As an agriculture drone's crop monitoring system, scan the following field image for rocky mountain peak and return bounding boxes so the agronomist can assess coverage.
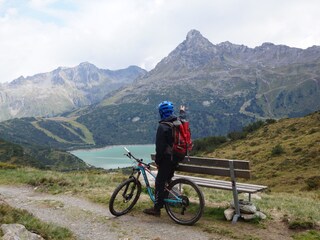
[183,29,214,49]
[218,41,233,47]
[9,76,26,86]
[261,42,275,48]
[78,62,99,71]
[154,29,217,70]
[186,29,203,41]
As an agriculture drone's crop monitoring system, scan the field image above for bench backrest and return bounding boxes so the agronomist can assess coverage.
[150,154,251,179]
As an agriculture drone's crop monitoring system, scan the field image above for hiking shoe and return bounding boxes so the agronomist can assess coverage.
[143,207,161,216]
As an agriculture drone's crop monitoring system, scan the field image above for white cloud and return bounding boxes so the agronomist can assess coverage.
[1,0,320,83]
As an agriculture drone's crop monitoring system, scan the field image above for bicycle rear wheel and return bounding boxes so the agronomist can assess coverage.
[109,177,141,216]
[165,178,204,225]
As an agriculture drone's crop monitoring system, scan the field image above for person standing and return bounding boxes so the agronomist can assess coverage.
[143,101,186,216]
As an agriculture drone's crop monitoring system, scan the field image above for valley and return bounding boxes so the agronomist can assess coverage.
[0,109,319,239]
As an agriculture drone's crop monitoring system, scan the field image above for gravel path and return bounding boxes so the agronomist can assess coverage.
[0,185,222,240]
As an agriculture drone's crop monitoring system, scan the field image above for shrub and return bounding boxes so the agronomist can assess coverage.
[0,162,18,169]
[192,136,227,154]
[227,120,266,141]
[289,218,315,230]
[243,120,265,133]
[305,176,320,190]
[271,144,285,156]
[266,119,277,124]
[290,126,297,132]
[293,147,302,153]
[308,128,317,134]
[227,131,247,141]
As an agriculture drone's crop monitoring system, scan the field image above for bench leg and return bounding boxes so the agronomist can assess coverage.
[229,161,241,224]
[231,186,241,224]
[232,213,240,224]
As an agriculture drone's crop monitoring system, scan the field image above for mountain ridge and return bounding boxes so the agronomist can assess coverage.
[103,30,320,120]
[0,29,319,149]
[0,63,146,122]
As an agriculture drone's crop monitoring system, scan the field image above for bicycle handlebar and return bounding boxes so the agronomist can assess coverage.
[123,147,151,168]
[124,147,130,154]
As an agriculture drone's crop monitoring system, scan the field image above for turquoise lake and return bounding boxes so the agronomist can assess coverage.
[71,145,155,169]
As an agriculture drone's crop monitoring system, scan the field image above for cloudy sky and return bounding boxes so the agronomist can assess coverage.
[0,0,319,83]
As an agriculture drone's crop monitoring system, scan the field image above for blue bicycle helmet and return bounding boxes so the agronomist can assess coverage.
[158,101,174,120]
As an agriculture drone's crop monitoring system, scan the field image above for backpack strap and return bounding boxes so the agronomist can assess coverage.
[161,121,174,128]
[160,121,181,161]
[161,119,181,127]
[172,119,182,127]
[161,120,182,142]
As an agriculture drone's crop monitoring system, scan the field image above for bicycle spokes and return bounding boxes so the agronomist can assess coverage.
[109,178,142,216]
[165,178,204,225]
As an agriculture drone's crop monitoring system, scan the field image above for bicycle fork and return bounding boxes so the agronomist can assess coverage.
[122,176,140,202]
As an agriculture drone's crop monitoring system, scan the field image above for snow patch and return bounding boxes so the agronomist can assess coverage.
[202,100,211,107]
[9,107,20,116]
[132,117,140,122]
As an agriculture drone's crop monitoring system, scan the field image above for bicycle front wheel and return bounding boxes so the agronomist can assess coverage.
[109,177,142,216]
[165,178,204,225]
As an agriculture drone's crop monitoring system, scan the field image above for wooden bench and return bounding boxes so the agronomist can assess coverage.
[151,154,268,223]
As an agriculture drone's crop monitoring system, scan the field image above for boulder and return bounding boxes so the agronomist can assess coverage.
[224,208,235,221]
[1,224,44,240]
[227,200,267,221]
[241,213,257,221]
[241,211,267,221]
[255,211,267,220]
[231,200,257,214]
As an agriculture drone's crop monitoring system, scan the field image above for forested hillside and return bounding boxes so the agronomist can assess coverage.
[0,138,89,171]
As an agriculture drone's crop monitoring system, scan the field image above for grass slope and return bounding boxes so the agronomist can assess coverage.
[31,117,95,146]
[206,111,320,192]
[0,166,319,239]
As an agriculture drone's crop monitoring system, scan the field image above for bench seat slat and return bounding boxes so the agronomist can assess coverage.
[173,174,267,193]
[177,165,251,179]
[193,183,260,193]
[175,174,268,189]
[151,154,250,170]
[180,156,250,170]
[189,180,265,191]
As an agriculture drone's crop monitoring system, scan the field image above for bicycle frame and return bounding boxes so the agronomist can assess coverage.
[129,156,183,206]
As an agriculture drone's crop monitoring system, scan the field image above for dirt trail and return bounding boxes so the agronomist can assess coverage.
[0,185,222,240]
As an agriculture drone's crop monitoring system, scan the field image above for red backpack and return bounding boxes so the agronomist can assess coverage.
[162,118,193,160]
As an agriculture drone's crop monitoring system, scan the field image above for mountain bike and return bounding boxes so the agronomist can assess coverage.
[109,147,205,225]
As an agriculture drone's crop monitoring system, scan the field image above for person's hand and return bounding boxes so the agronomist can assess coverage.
[180,105,186,112]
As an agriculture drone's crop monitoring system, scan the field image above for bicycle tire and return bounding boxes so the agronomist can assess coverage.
[109,177,141,216]
[165,178,204,225]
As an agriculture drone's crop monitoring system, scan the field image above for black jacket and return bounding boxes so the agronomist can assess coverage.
[155,110,186,165]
